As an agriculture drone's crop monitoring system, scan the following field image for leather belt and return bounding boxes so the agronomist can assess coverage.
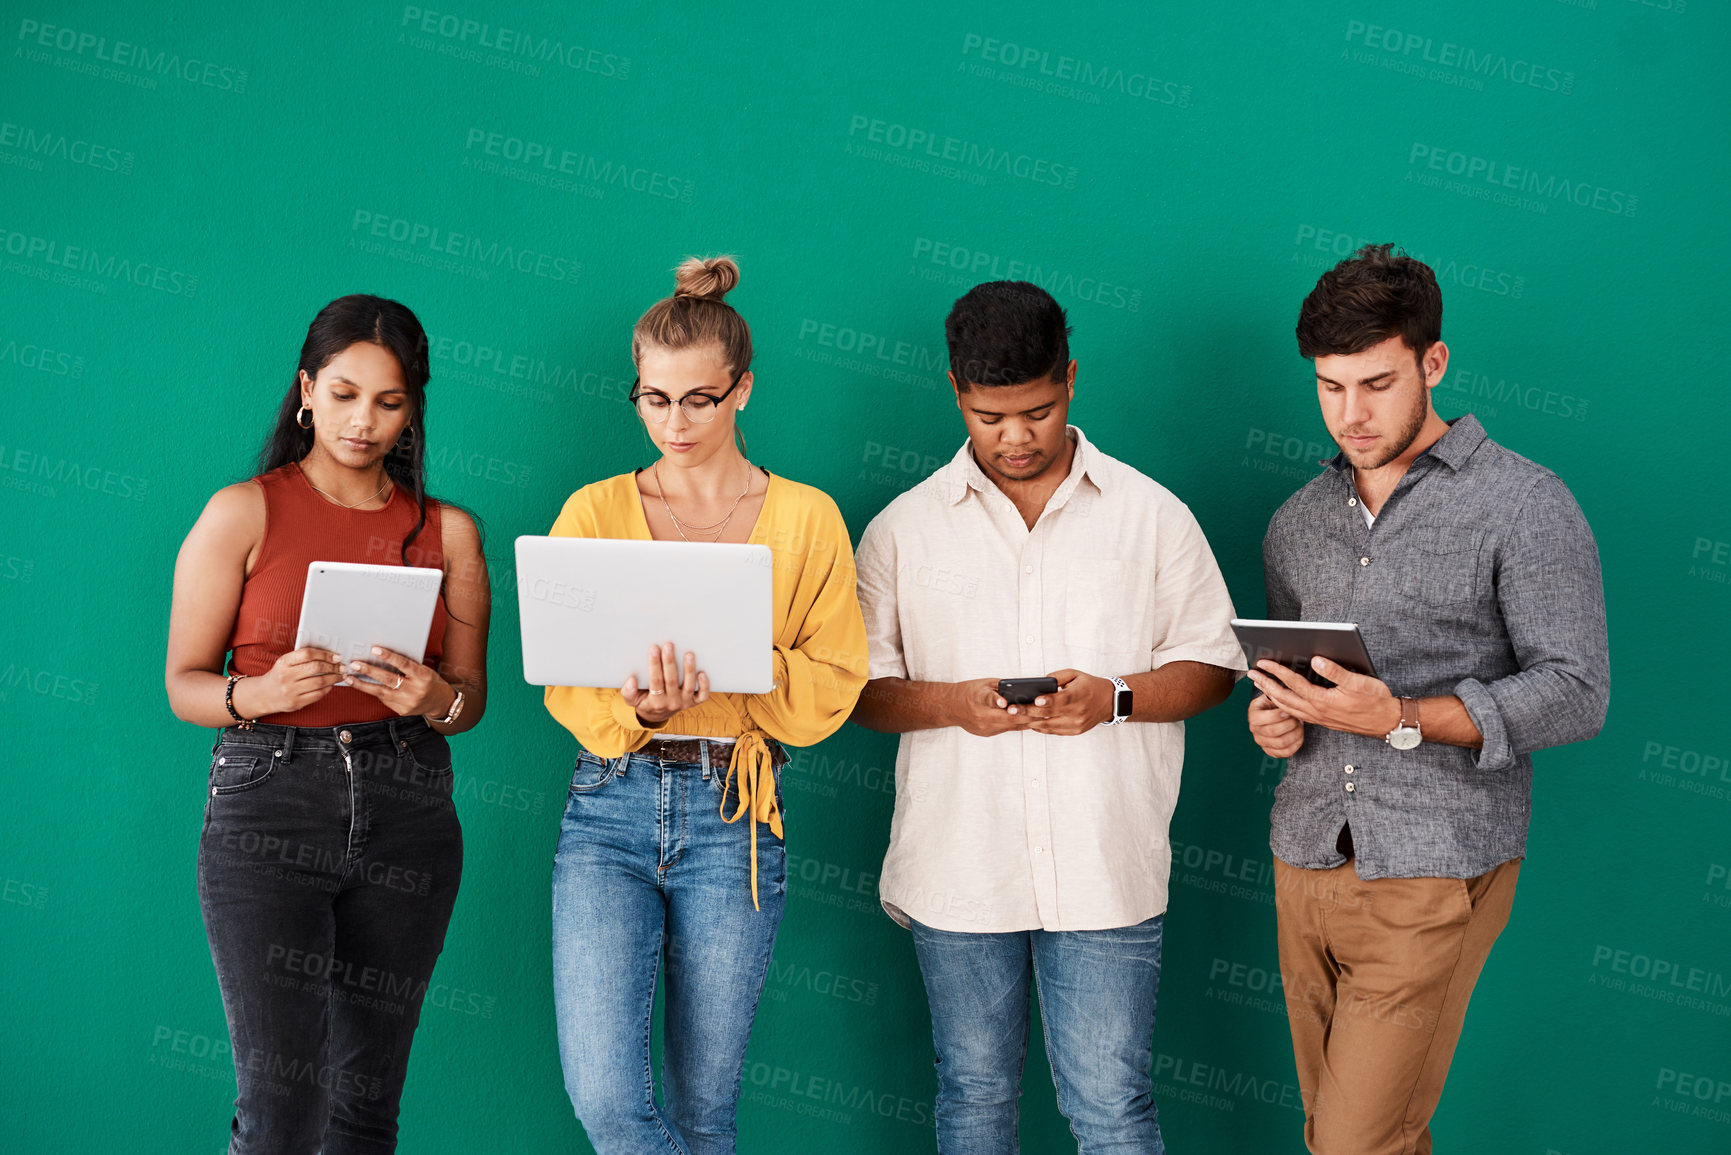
[640,737,734,765]
[639,736,786,767]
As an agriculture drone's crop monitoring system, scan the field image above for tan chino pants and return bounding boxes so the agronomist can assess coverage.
[1273,855,1521,1155]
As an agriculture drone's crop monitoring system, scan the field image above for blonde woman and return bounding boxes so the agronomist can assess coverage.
[543,257,867,1155]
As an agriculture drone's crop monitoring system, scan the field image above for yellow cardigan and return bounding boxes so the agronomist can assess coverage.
[543,470,868,905]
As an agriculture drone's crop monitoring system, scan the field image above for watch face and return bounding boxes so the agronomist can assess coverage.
[1388,726,1421,750]
[1115,689,1133,718]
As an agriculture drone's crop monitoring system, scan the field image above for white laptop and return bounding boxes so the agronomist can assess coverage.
[515,536,775,693]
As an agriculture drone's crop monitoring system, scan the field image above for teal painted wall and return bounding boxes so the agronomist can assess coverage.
[2,2,1727,1151]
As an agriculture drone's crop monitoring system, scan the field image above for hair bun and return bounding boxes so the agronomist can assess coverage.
[672,255,740,302]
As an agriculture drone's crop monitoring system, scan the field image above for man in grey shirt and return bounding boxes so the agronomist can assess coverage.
[1246,244,1609,1155]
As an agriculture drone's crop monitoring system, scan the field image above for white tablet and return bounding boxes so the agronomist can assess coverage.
[293,561,445,685]
[1230,618,1379,684]
[515,536,774,693]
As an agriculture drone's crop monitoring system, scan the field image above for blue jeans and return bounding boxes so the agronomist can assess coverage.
[909,915,1167,1155]
[551,741,787,1155]
[196,717,463,1155]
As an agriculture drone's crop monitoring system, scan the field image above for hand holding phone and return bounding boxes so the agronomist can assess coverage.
[997,677,1060,705]
[944,678,1037,738]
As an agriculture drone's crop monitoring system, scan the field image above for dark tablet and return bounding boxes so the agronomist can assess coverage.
[1230,618,1378,686]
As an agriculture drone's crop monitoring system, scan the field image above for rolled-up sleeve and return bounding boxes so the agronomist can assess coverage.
[1455,474,1610,771]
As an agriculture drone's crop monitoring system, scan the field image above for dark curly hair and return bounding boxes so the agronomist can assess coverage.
[944,281,1072,390]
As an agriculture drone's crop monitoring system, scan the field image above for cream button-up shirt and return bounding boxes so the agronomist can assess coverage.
[857,427,1246,933]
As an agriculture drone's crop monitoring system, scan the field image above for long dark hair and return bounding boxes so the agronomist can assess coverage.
[258,294,437,567]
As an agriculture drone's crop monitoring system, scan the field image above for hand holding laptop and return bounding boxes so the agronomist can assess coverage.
[622,642,711,724]
[515,537,774,694]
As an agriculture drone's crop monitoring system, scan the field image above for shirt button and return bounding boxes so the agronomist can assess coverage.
[1359,557,1370,566]
[1025,635,1035,645]
[1024,565,1034,574]
[1347,497,1358,507]
[217,757,226,765]
[339,729,353,743]
[1031,779,1040,787]
[1345,782,1356,793]
[1034,846,1044,854]
[1344,764,1354,774]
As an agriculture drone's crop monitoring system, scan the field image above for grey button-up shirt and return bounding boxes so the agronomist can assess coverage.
[1262,414,1609,879]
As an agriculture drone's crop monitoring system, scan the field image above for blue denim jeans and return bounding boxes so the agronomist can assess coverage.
[551,740,787,1155]
[909,915,1167,1155]
[196,717,463,1155]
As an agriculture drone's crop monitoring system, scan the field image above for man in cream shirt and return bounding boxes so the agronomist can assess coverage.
[854,281,1245,1154]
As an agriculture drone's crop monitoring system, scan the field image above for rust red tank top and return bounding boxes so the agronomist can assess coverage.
[227,462,448,727]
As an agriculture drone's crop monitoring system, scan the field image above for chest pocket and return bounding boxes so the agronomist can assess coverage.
[1395,525,1482,610]
[1065,558,1152,657]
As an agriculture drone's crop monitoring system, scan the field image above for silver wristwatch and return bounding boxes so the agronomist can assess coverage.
[1385,697,1421,750]
[1103,677,1133,726]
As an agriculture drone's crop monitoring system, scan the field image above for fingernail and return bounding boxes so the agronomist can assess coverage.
[372,646,382,655]
[351,661,363,671]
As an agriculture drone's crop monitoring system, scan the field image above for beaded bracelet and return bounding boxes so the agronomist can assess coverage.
[225,673,255,730]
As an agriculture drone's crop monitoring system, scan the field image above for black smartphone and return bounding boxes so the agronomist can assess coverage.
[996,677,1059,705]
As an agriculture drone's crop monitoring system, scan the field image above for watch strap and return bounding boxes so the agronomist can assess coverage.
[429,688,465,726]
[1384,696,1422,748]
[1107,676,1132,725]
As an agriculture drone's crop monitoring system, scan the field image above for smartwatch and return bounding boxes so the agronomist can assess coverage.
[1103,677,1133,726]
[1385,697,1421,750]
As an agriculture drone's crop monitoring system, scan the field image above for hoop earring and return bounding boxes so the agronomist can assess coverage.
[395,425,416,451]
[296,405,313,429]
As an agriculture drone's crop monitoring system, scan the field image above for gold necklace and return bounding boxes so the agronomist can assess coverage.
[654,460,752,541]
[304,470,391,509]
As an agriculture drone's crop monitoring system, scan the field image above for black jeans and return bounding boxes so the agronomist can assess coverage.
[196,716,463,1155]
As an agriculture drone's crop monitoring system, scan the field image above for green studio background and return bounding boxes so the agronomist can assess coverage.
[2,1,1728,1151]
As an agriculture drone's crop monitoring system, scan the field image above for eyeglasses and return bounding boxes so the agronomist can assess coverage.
[628,371,744,424]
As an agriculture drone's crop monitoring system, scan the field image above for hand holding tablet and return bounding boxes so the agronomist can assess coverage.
[1237,619,1411,752]
[1229,619,1378,685]
[293,561,444,687]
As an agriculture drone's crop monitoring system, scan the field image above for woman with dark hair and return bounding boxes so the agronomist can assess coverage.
[165,294,489,1155]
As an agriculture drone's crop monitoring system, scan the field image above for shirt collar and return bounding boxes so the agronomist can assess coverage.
[1324,413,1488,475]
[944,424,1106,505]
